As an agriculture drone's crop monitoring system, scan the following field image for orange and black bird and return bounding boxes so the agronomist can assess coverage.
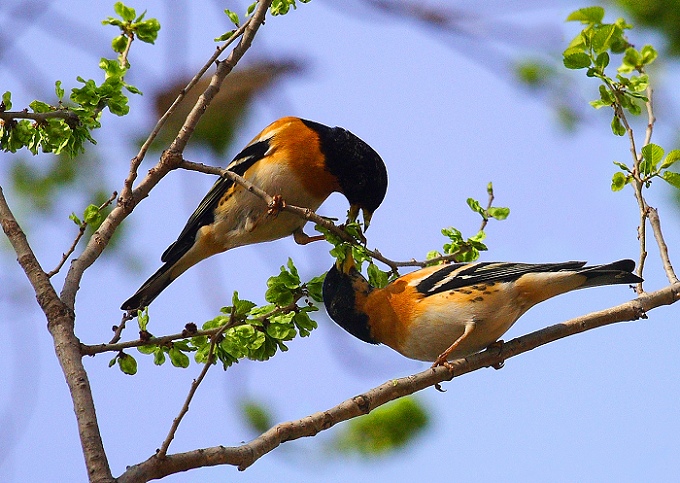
[121,117,388,311]
[323,257,642,365]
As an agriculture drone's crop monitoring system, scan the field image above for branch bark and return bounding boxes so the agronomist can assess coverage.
[0,187,114,483]
[117,283,679,482]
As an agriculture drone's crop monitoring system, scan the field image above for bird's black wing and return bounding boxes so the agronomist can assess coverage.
[415,261,587,296]
[160,138,271,266]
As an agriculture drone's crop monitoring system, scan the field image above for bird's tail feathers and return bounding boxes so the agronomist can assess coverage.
[578,259,643,289]
[120,263,175,311]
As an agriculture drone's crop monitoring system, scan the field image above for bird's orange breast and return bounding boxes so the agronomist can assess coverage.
[363,279,419,353]
[266,117,341,200]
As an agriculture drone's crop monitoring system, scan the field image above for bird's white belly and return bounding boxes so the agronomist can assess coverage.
[400,291,526,362]
[213,163,326,249]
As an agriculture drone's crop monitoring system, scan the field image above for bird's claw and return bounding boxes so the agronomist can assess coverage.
[267,194,286,215]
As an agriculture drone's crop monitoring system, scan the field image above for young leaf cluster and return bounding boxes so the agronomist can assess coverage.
[427,185,509,263]
[612,144,680,191]
[216,0,312,41]
[563,6,657,136]
[0,2,159,157]
[103,2,160,62]
[316,221,393,288]
[117,259,324,373]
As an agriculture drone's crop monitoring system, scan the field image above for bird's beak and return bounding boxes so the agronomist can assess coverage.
[362,208,373,231]
[340,250,357,274]
[347,204,360,224]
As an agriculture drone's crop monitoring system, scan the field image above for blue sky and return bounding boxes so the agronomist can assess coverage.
[1,1,679,481]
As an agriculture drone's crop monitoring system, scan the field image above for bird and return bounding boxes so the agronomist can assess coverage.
[121,116,388,311]
[322,256,642,365]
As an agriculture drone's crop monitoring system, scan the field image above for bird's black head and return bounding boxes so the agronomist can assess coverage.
[322,261,378,345]
[301,119,388,228]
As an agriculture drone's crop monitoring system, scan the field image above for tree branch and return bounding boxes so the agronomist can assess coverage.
[179,159,466,273]
[117,283,679,482]
[0,186,114,483]
[157,321,231,458]
[0,109,80,123]
[60,0,274,311]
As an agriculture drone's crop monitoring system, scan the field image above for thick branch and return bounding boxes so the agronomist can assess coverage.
[117,283,679,482]
[0,187,113,483]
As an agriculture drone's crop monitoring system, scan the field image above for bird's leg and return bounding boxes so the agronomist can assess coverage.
[432,323,475,369]
[486,340,505,370]
[293,227,325,245]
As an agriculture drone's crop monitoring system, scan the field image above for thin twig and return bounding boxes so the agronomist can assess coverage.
[643,86,656,147]
[179,159,461,272]
[120,19,252,206]
[48,223,87,278]
[647,207,679,283]
[157,321,232,458]
[117,282,680,482]
[84,299,305,356]
[0,109,80,123]
[47,192,118,278]
[614,103,648,291]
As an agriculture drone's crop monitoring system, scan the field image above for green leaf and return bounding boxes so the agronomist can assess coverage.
[487,206,510,220]
[137,344,156,355]
[69,212,82,225]
[134,18,160,44]
[622,47,642,69]
[111,35,128,53]
[1,91,12,110]
[168,346,190,368]
[367,263,389,289]
[232,291,257,317]
[214,31,235,42]
[117,352,138,375]
[640,44,658,65]
[83,204,103,225]
[305,274,325,303]
[136,307,150,332]
[662,171,680,190]
[224,9,240,25]
[566,6,605,24]
[241,400,273,433]
[613,161,630,172]
[247,2,257,16]
[54,81,65,100]
[640,143,664,175]
[611,115,625,136]
[334,396,429,456]
[611,171,628,191]
[425,250,442,261]
[153,348,166,366]
[266,322,297,341]
[29,100,53,113]
[293,310,317,337]
[594,52,610,70]
[563,52,592,70]
[628,74,649,93]
[660,150,680,170]
[592,24,618,54]
[114,1,136,22]
[466,198,484,216]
